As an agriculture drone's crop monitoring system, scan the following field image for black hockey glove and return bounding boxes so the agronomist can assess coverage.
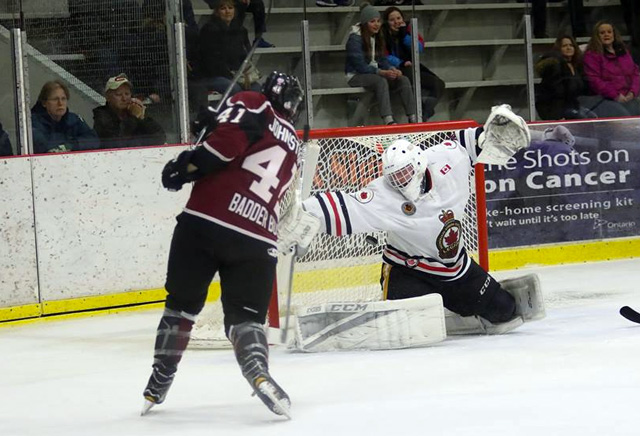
[161,149,201,191]
[191,105,218,142]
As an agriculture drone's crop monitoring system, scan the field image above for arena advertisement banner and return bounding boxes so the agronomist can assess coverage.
[484,118,640,249]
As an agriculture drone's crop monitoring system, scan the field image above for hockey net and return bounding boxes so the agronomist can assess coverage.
[189,121,488,348]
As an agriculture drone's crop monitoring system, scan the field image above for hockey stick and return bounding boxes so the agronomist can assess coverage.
[620,306,640,324]
[280,124,317,344]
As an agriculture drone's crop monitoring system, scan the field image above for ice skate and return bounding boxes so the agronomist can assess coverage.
[229,321,292,419]
[140,365,175,416]
[252,373,291,419]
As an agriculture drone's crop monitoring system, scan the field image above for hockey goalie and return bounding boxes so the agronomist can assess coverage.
[279,105,560,352]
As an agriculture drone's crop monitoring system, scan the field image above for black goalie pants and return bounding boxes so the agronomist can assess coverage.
[381,258,516,324]
[164,213,277,333]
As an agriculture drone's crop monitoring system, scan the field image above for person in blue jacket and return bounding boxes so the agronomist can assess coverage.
[382,6,445,120]
[345,2,416,125]
[31,81,99,154]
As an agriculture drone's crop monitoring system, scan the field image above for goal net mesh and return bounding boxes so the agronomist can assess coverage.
[190,122,484,348]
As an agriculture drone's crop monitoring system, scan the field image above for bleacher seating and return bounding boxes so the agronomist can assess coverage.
[0,0,628,131]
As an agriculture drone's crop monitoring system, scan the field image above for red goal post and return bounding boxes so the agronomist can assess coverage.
[268,120,489,329]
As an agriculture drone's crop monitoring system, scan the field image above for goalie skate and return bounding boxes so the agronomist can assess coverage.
[501,273,545,321]
[253,375,292,419]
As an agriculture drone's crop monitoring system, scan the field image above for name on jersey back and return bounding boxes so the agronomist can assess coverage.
[228,193,277,235]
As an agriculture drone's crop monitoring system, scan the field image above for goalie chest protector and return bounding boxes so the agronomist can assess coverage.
[305,138,475,280]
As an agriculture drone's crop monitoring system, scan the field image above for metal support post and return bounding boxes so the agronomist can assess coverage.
[11,28,32,155]
[523,13,536,121]
[301,20,313,129]
[175,22,190,143]
[410,18,422,122]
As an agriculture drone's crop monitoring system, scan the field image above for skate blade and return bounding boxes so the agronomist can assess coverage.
[258,382,292,420]
[141,398,156,416]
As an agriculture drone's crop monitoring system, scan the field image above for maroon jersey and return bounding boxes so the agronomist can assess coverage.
[184,91,300,246]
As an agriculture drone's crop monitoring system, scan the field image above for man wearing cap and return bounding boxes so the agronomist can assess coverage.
[93,74,166,149]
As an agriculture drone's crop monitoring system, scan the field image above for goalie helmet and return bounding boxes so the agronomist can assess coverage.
[262,71,304,123]
[382,139,428,203]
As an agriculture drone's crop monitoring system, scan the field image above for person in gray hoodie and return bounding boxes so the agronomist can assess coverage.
[345,2,416,125]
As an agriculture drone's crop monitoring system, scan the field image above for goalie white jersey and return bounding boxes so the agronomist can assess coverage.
[303,128,482,281]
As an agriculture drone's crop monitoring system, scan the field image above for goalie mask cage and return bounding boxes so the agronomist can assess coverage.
[190,121,489,348]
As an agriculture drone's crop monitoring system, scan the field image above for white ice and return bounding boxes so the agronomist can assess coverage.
[2,258,640,436]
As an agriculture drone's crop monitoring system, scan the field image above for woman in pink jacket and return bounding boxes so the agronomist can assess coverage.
[583,20,640,116]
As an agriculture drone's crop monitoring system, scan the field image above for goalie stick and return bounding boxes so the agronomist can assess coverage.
[619,306,640,324]
[279,124,316,344]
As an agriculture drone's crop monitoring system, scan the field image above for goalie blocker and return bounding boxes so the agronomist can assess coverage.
[291,274,544,351]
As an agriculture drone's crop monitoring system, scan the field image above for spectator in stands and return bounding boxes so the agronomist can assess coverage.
[0,121,12,157]
[198,0,261,106]
[382,6,445,121]
[204,0,273,47]
[31,81,99,154]
[583,21,640,116]
[346,3,417,125]
[535,35,597,120]
[140,0,201,101]
[93,74,166,149]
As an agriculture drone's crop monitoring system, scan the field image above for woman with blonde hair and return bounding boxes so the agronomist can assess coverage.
[583,20,640,116]
[31,80,99,154]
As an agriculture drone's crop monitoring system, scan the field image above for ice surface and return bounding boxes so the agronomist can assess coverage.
[1,259,639,436]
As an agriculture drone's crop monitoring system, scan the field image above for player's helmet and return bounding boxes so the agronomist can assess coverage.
[262,72,304,123]
[382,139,428,202]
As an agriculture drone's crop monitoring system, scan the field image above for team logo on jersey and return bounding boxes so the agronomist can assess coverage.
[267,248,279,258]
[436,209,461,259]
[405,258,419,268]
[402,202,416,215]
[351,189,374,204]
[440,164,452,175]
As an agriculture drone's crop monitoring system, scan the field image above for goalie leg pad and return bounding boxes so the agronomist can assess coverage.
[500,274,546,321]
[292,293,446,352]
[445,309,524,335]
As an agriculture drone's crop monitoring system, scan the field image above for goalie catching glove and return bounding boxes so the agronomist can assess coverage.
[477,104,531,165]
[277,203,321,257]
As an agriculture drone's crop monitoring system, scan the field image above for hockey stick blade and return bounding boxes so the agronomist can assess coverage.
[620,306,640,324]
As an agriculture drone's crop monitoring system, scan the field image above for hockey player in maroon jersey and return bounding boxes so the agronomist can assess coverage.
[141,72,303,418]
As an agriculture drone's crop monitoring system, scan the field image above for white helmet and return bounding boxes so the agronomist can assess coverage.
[382,139,428,202]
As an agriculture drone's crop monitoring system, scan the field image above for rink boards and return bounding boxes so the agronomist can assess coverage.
[2,119,640,323]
